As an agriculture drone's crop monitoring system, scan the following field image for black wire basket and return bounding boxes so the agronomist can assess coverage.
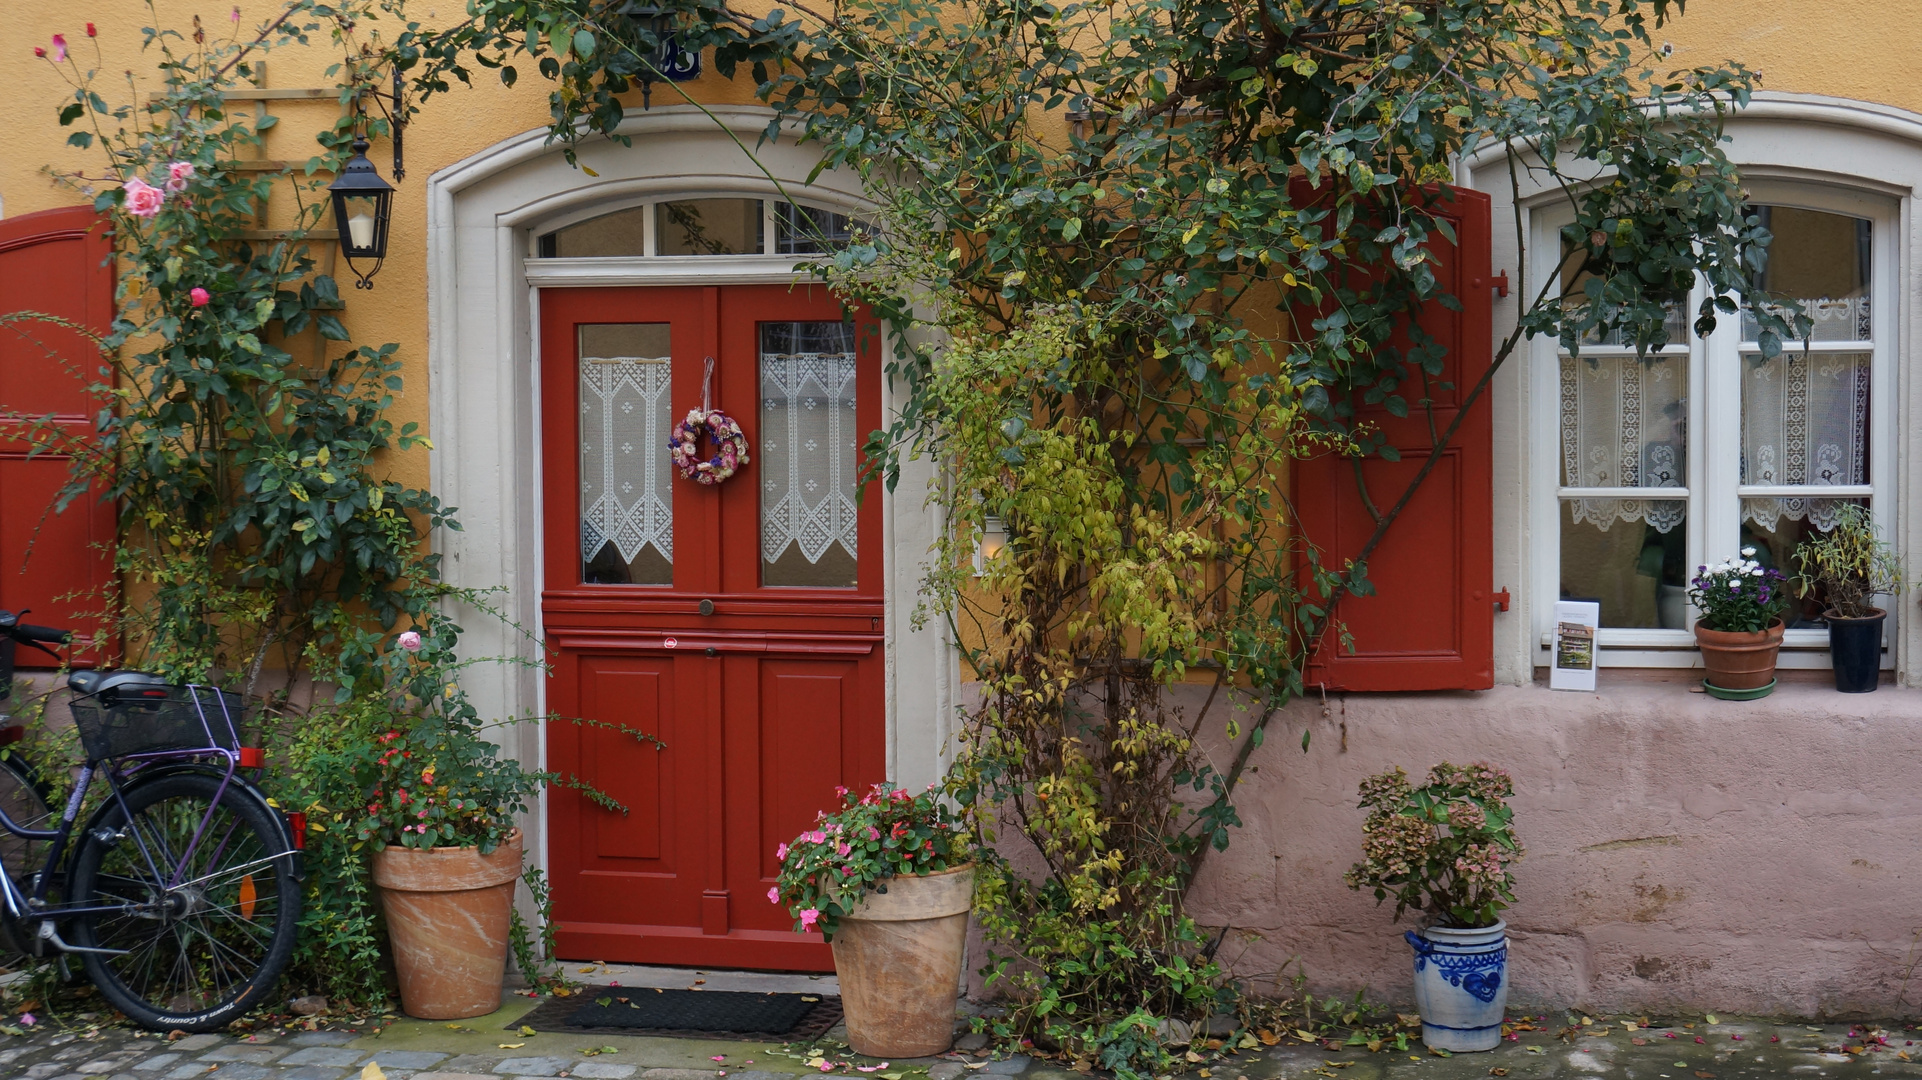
[68,685,245,761]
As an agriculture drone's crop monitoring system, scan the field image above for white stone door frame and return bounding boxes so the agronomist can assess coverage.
[425,105,957,888]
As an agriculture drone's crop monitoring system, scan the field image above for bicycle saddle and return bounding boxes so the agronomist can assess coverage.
[67,670,170,698]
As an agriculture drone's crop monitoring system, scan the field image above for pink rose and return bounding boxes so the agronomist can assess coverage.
[123,177,165,218]
[398,630,422,652]
[50,35,66,63]
[189,287,210,307]
[798,908,820,930]
[165,161,196,193]
[767,886,780,904]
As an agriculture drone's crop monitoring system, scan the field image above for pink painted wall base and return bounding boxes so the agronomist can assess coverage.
[1171,671,1922,1018]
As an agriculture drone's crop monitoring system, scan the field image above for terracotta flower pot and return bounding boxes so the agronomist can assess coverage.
[831,863,975,1058]
[373,828,522,1019]
[1694,620,1784,691]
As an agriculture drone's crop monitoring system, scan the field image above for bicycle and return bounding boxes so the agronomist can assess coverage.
[0,609,303,1031]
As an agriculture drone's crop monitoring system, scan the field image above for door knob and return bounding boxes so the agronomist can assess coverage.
[698,599,715,616]
[705,647,717,657]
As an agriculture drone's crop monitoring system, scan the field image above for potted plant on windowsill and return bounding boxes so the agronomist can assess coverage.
[772,784,976,1058]
[1793,504,1904,693]
[329,625,548,1019]
[1346,762,1523,1053]
[1688,550,1791,699]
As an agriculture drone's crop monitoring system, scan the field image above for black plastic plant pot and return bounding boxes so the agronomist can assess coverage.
[1826,608,1886,693]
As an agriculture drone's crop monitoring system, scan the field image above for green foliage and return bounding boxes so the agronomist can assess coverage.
[394,0,1806,1062]
[771,783,973,940]
[1792,504,1905,620]
[303,621,548,854]
[1345,763,1522,930]
[13,3,541,1008]
[23,1,437,692]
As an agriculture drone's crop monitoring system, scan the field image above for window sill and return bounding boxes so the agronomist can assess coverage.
[1527,664,1906,696]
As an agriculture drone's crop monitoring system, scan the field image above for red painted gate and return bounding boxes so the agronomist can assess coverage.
[540,284,884,970]
[0,206,116,664]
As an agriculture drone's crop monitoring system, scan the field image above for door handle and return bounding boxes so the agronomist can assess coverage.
[698,599,715,616]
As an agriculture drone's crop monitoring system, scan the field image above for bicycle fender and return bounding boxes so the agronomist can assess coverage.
[85,765,306,882]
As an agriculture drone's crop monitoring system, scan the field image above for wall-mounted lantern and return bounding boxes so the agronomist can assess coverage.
[328,135,394,290]
[974,516,1009,576]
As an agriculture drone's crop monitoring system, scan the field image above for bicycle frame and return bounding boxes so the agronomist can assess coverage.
[0,687,267,939]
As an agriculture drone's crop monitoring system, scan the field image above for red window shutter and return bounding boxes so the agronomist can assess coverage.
[1294,187,1495,691]
[0,206,117,666]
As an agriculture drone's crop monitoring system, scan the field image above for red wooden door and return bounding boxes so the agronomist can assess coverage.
[540,284,884,970]
[1294,188,1495,690]
[0,206,116,664]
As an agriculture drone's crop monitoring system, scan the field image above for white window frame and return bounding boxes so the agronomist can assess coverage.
[1528,179,1899,669]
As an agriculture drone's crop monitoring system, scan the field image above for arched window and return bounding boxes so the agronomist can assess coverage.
[535,197,861,258]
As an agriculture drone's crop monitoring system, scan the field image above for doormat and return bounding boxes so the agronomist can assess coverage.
[514,988,843,1040]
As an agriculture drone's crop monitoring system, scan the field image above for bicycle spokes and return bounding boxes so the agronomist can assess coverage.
[84,790,285,1015]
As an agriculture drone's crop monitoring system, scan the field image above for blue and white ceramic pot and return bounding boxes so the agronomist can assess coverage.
[1405,921,1508,1052]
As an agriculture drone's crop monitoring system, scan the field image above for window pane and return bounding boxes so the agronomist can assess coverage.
[656,199,764,255]
[776,202,855,255]
[1560,246,1689,346]
[1559,353,1687,489]
[1743,206,1871,342]
[1742,498,1868,628]
[761,321,859,588]
[1561,503,1689,629]
[541,206,648,258]
[580,324,674,585]
[1740,351,1869,488]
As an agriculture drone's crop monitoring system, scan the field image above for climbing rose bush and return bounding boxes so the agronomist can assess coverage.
[771,784,973,940]
[1346,762,1523,929]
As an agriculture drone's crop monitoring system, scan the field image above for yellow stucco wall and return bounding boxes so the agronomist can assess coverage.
[2,0,1919,500]
[0,2,764,498]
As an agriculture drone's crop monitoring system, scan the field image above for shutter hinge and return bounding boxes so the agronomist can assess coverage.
[1491,271,1510,298]
[1493,588,1511,612]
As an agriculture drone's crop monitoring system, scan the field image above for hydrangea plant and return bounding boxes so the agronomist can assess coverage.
[1689,548,1792,633]
[1345,762,1523,930]
[770,783,974,940]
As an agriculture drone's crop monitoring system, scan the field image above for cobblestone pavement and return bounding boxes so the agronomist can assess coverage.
[0,998,1915,1080]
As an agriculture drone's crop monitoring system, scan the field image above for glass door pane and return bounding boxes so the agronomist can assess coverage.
[579,323,674,585]
[759,321,859,587]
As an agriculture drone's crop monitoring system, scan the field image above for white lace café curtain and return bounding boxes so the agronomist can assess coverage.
[1559,353,1687,533]
[1740,349,1870,532]
[579,355,674,566]
[760,323,859,565]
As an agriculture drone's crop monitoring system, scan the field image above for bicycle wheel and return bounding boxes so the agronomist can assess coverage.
[69,772,300,1031]
[0,753,54,962]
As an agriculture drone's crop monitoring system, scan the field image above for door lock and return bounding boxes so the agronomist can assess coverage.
[698,599,715,616]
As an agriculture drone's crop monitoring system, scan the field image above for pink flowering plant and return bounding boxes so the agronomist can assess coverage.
[1345,762,1523,929]
[770,783,974,939]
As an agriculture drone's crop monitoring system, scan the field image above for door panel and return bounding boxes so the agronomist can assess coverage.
[0,206,117,664]
[541,283,884,971]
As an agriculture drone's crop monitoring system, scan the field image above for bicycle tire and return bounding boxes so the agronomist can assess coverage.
[0,752,54,962]
[70,772,299,1031]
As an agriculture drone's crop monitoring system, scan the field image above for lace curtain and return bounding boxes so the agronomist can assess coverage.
[1741,350,1870,532]
[1559,353,1687,533]
[760,323,859,564]
[1744,296,1871,343]
[579,356,674,565]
